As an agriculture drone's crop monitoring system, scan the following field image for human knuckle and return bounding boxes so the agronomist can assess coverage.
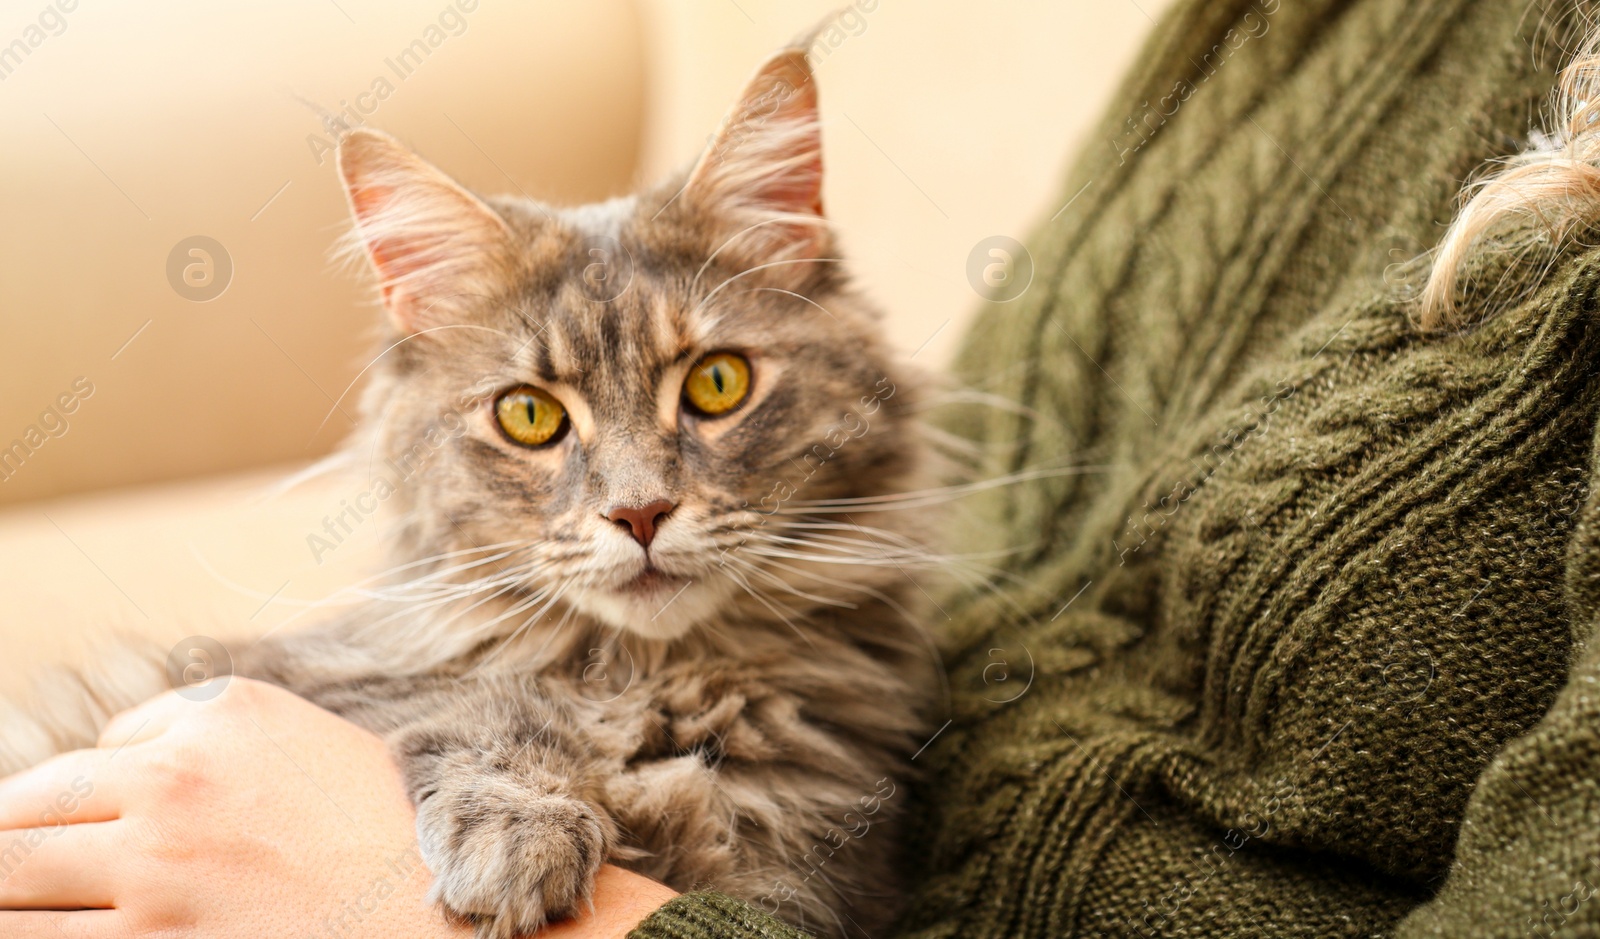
[135,745,214,801]
[123,897,196,937]
[126,813,202,867]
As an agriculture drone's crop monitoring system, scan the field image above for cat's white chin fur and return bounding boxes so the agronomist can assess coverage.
[572,576,737,641]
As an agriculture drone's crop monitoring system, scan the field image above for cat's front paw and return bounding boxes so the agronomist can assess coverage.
[416,778,611,939]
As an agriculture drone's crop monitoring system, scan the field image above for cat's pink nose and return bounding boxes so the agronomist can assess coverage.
[607,499,675,549]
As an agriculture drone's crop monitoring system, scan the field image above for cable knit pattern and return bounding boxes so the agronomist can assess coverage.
[631,1,1600,937]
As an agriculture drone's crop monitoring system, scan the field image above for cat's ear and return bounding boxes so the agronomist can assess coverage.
[337,129,515,334]
[684,42,825,253]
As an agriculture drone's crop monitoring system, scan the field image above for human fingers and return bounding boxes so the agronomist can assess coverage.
[0,821,122,911]
[0,750,119,831]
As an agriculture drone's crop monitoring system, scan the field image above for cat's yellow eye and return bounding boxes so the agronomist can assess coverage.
[683,352,752,416]
[495,387,568,447]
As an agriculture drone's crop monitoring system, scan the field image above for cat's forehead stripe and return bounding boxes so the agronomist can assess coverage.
[541,311,580,382]
[517,268,695,385]
[649,293,689,360]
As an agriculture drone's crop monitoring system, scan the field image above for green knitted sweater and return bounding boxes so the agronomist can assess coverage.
[633,0,1600,936]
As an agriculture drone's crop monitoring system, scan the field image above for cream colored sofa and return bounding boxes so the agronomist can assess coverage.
[0,0,1168,686]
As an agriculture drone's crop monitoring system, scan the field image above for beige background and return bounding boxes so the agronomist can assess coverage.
[0,0,646,505]
[0,1,1171,683]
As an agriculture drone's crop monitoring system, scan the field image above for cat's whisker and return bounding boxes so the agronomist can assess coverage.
[745,543,1008,580]
[786,560,954,714]
[691,257,844,320]
[716,555,814,646]
[465,583,573,677]
[338,539,535,590]
[749,286,840,321]
[743,544,935,570]
[278,566,528,646]
[251,450,354,503]
[372,546,544,588]
[351,569,527,604]
[795,509,1049,638]
[358,565,530,596]
[549,601,581,645]
[912,387,1043,420]
[756,526,1003,562]
[724,554,859,610]
[920,424,987,462]
[350,559,525,600]
[750,560,913,621]
[754,529,900,553]
[775,519,930,554]
[771,553,972,591]
[348,582,521,640]
[720,521,966,713]
[424,576,541,638]
[431,589,557,670]
[719,563,814,623]
[774,514,924,536]
[724,524,964,579]
[688,214,831,297]
[773,465,1115,514]
[312,312,512,438]
[345,558,551,638]
[476,583,561,641]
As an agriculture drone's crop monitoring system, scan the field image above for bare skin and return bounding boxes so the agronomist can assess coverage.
[0,678,677,938]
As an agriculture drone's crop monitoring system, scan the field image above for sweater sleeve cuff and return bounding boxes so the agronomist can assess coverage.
[628,892,815,939]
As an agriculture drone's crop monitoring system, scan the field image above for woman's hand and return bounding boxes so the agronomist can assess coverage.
[0,677,676,938]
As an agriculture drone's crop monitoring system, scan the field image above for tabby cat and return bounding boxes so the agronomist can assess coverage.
[2,39,939,939]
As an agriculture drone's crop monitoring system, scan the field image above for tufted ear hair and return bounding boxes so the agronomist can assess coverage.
[684,40,826,257]
[337,129,516,334]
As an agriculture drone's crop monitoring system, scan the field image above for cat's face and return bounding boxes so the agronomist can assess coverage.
[340,48,924,640]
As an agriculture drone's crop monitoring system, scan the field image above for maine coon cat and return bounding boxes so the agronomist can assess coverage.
[0,39,940,939]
